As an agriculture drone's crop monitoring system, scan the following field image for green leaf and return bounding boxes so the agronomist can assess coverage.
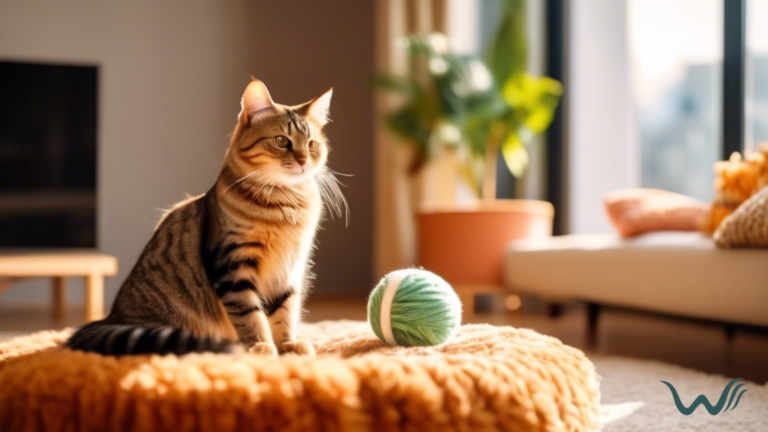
[487,0,527,87]
[501,74,562,134]
[385,109,429,153]
[524,108,555,134]
[501,74,530,108]
[501,132,528,178]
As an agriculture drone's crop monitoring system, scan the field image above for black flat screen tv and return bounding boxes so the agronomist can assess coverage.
[0,60,98,248]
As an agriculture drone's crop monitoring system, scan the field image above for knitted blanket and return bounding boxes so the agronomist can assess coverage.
[0,320,599,432]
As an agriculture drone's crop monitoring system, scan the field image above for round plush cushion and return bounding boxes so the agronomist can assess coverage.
[715,185,768,248]
[0,321,599,432]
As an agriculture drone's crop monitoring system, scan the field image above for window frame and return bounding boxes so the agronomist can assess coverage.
[723,0,746,158]
[545,0,568,235]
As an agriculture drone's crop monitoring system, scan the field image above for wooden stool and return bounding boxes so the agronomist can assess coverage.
[0,254,118,322]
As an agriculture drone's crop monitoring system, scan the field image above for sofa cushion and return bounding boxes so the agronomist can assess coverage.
[504,232,768,326]
[604,188,708,237]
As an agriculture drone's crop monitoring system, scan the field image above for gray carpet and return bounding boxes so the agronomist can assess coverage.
[595,355,768,431]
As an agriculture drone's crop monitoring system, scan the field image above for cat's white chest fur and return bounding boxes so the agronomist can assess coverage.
[247,183,322,300]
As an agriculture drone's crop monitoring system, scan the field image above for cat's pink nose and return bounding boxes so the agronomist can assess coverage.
[296,156,307,166]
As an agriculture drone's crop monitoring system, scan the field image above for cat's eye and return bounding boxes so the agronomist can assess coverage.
[273,136,290,149]
[308,140,319,151]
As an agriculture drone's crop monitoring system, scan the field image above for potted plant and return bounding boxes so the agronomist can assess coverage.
[375,0,562,299]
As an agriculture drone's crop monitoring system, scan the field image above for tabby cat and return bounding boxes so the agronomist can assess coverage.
[66,79,345,356]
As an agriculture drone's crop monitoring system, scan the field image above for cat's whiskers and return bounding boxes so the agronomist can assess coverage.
[223,166,276,195]
[315,167,349,226]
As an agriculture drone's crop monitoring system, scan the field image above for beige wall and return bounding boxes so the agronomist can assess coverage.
[0,0,374,308]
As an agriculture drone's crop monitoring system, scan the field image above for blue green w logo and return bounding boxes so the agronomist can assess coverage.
[661,378,748,415]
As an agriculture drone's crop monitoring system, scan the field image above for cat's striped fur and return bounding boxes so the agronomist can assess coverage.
[66,79,344,356]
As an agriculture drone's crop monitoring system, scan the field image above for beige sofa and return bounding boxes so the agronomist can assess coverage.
[503,232,768,330]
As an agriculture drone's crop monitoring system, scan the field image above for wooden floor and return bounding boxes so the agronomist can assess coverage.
[2,296,767,383]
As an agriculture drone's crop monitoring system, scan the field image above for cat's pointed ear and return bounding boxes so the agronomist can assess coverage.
[299,88,333,126]
[240,79,276,123]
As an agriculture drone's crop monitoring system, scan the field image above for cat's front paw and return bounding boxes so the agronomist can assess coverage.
[280,340,315,356]
[248,342,278,357]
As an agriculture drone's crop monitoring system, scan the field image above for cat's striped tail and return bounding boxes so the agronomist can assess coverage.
[65,320,242,356]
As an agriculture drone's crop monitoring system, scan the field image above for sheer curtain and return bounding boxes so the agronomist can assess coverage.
[373,0,449,277]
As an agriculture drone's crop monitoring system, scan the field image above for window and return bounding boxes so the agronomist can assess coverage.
[565,0,764,233]
[629,0,723,202]
[746,0,768,152]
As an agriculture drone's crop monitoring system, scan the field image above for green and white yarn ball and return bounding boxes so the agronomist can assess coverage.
[367,269,462,346]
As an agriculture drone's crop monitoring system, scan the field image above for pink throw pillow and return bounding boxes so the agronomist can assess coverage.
[604,189,709,237]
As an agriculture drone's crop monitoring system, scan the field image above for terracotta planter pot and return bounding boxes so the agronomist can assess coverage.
[417,200,554,285]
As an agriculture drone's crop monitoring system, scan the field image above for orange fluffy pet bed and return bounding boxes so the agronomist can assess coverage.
[0,321,599,432]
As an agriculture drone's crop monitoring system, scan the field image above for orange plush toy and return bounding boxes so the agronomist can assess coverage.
[702,144,768,235]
